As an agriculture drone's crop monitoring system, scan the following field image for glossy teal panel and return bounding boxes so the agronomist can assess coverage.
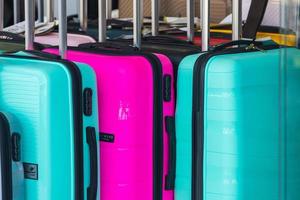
[175,54,202,200]
[76,62,100,200]
[203,49,281,200]
[0,56,75,200]
[280,48,300,200]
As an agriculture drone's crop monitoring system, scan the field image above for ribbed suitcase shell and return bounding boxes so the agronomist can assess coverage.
[0,53,99,200]
[175,47,300,200]
[0,113,24,200]
[35,32,96,47]
[45,48,175,200]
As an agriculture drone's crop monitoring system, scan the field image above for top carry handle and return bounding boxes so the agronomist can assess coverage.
[201,0,242,50]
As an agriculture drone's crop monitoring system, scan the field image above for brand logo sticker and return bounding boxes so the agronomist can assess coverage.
[23,163,38,180]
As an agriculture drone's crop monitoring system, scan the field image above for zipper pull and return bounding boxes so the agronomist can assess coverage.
[245,43,266,52]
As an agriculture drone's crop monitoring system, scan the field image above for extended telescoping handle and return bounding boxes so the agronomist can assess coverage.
[37,0,44,23]
[99,0,107,42]
[59,0,68,58]
[46,0,54,22]
[232,0,242,40]
[151,0,195,41]
[25,0,35,50]
[14,0,21,24]
[0,0,4,31]
[133,0,143,49]
[201,0,242,50]
[151,0,159,36]
[187,0,195,42]
[80,0,88,31]
[201,0,210,51]
[106,0,112,19]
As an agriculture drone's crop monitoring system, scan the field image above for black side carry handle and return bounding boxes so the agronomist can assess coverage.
[211,40,263,52]
[86,127,98,200]
[165,117,176,190]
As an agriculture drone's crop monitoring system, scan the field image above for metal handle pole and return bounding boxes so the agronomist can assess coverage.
[133,0,143,49]
[46,0,54,22]
[0,0,4,30]
[37,0,44,22]
[106,0,112,19]
[25,0,35,50]
[14,0,21,23]
[80,0,88,31]
[297,0,300,48]
[59,0,67,58]
[187,0,195,42]
[99,0,107,42]
[201,0,210,51]
[151,0,159,36]
[232,0,242,40]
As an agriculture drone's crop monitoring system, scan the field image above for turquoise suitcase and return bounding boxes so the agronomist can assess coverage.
[0,112,24,200]
[175,41,300,200]
[0,51,100,200]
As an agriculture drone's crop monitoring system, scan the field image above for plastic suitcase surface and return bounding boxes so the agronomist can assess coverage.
[0,113,24,200]
[175,42,296,200]
[0,52,100,200]
[45,47,176,200]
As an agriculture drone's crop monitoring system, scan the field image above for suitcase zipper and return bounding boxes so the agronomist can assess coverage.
[191,45,279,200]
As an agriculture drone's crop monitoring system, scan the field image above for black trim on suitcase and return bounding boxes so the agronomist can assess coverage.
[0,54,85,200]
[191,43,280,200]
[0,113,13,200]
[86,127,98,200]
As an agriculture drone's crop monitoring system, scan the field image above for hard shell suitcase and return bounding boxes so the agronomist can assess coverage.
[45,0,175,199]
[175,40,285,200]
[175,0,285,199]
[0,1,100,198]
[45,47,175,200]
[0,52,100,200]
[0,112,24,200]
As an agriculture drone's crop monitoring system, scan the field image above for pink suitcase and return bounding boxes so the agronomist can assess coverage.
[35,32,96,47]
[45,0,175,199]
[44,46,175,200]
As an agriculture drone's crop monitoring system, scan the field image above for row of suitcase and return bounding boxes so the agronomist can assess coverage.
[1,0,300,200]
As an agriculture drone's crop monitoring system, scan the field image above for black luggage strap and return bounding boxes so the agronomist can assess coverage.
[242,0,269,40]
